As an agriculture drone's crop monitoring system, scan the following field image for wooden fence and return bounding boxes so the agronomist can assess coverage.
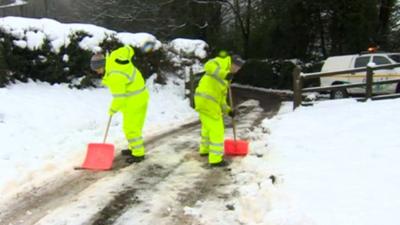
[185,69,204,108]
[293,63,400,109]
[0,0,27,16]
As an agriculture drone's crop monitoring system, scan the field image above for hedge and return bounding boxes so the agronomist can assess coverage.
[233,59,322,90]
[0,29,167,88]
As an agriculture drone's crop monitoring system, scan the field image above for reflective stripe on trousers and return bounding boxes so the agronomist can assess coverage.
[123,101,148,157]
[199,113,224,164]
[199,134,209,154]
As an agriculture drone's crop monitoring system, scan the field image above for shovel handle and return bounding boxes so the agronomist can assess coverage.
[103,115,112,143]
[228,85,237,141]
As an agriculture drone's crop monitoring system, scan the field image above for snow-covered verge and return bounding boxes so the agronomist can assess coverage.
[263,99,400,225]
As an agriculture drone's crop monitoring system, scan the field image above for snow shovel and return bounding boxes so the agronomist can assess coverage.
[78,115,115,170]
[224,86,249,156]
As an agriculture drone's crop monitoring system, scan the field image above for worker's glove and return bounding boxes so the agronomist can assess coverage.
[108,108,117,116]
[226,73,234,81]
[228,110,236,118]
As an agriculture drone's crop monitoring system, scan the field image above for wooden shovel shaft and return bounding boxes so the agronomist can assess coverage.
[103,115,112,143]
[228,85,237,141]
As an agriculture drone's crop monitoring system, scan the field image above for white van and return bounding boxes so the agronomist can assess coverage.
[320,52,400,99]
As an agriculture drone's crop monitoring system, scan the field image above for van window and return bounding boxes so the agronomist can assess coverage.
[389,54,400,63]
[373,56,391,65]
[354,56,370,68]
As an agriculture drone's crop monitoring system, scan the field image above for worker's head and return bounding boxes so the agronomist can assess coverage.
[225,54,245,81]
[90,53,105,75]
[112,45,135,64]
[213,49,231,73]
[231,54,245,73]
[217,50,229,58]
[142,41,155,53]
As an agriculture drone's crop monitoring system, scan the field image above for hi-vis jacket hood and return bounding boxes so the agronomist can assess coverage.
[106,45,135,69]
[204,55,231,80]
[102,45,149,114]
[194,55,232,119]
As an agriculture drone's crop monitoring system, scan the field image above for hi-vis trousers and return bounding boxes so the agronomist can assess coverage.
[199,113,224,164]
[123,102,148,157]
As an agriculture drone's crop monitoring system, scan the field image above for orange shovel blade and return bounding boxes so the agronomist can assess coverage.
[81,143,115,170]
[224,139,249,156]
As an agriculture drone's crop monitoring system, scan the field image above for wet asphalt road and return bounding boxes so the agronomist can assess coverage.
[231,86,285,119]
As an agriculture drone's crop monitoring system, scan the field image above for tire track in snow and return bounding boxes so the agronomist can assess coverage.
[1,89,282,225]
[150,88,282,225]
[30,135,202,225]
[0,121,200,225]
[156,101,269,225]
[109,100,271,225]
[88,144,201,225]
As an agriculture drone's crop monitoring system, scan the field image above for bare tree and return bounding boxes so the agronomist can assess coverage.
[66,0,195,38]
[193,0,261,58]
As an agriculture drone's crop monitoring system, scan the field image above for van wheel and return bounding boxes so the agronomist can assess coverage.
[330,89,348,99]
[396,82,400,93]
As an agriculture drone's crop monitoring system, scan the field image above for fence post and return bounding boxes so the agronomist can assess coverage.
[189,67,195,108]
[292,66,302,110]
[366,66,373,100]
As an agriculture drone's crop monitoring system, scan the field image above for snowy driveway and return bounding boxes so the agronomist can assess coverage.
[0,89,281,225]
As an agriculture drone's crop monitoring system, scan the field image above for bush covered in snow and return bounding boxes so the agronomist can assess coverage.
[0,17,207,88]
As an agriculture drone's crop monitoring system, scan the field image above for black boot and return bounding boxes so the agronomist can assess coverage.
[121,149,131,156]
[126,155,145,164]
[209,160,229,167]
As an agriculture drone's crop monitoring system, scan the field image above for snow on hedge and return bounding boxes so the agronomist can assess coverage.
[0,17,163,53]
[169,38,208,59]
[0,17,210,59]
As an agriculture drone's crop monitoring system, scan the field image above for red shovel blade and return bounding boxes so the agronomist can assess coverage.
[81,143,115,170]
[224,139,249,156]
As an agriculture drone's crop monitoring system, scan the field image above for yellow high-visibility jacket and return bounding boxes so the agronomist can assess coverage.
[102,46,149,114]
[194,56,232,119]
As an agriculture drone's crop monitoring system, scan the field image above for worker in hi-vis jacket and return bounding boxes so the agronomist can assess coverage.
[90,45,149,164]
[194,50,244,167]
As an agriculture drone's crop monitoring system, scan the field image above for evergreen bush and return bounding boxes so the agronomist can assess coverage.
[0,41,10,87]
[0,28,168,88]
[233,59,323,90]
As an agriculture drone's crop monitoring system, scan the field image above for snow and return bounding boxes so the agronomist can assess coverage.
[169,38,208,59]
[264,99,400,225]
[0,17,162,53]
[178,98,400,225]
[1,16,400,225]
[0,75,196,200]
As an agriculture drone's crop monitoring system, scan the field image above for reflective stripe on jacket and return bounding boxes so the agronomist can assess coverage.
[194,56,232,119]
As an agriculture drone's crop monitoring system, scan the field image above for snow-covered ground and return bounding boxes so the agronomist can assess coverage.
[1,16,399,225]
[0,75,197,201]
[264,98,400,225]
[2,78,400,225]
